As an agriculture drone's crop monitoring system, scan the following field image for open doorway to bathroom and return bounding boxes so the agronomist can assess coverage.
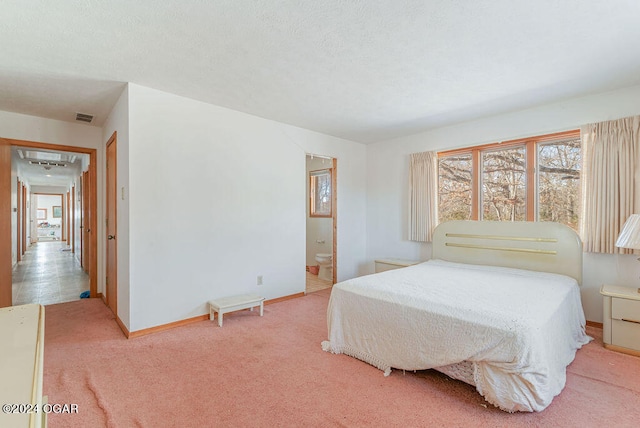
[305,154,336,294]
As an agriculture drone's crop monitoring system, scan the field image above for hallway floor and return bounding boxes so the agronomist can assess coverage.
[12,241,89,306]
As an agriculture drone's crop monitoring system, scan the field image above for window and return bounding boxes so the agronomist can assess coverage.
[481,146,526,221]
[438,153,472,222]
[438,131,581,230]
[537,138,581,230]
[310,169,332,217]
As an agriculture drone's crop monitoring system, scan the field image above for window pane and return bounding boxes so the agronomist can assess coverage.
[438,154,472,222]
[481,147,526,221]
[310,169,332,217]
[537,138,581,230]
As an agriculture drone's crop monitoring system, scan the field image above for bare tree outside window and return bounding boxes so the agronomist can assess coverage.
[438,154,472,222]
[481,147,526,221]
[537,138,581,230]
[310,169,332,217]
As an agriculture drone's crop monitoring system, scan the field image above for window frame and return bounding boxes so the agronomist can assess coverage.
[437,129,580,223]
[309,168,332,218]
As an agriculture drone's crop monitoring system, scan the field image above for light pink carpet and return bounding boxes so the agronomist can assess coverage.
[43,290,640,427]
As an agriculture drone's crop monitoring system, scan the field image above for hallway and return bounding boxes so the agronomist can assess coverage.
[12,241,88,306]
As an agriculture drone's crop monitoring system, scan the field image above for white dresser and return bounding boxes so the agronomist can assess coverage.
[0,304,46,428]
[600,284,640,356]
[374,258,421,273]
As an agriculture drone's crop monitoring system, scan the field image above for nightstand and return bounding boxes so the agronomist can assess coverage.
[600,284,640,357]
[374,258,421,273]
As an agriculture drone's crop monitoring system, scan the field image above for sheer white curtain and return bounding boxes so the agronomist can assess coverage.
[580,115,640,253]
[408,151,438,242]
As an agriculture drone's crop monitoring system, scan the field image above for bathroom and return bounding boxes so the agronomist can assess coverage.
[306,154,334,291]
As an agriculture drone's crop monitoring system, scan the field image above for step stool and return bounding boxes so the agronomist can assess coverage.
[208,294,265,327]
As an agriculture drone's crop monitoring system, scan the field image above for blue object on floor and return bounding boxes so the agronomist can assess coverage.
[80,290,90,299]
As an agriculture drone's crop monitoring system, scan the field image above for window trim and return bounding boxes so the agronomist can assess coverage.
[438,129,580,222]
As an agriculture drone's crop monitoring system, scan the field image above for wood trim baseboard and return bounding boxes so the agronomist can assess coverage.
[264,292,305,305]
[126,292,306,339]
[129,314,209,339]
[115,316,130,338]
[586,320,603,329]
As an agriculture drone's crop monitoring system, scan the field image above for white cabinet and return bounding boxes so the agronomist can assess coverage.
[374,258,421,273]
[0,304,46,428]
[600,284,640,356]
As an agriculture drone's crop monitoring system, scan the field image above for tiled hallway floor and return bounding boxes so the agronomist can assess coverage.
[306,271,332,294]
[12,241,89,306]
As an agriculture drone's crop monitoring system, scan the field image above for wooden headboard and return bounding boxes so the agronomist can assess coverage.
[432,221,583,284]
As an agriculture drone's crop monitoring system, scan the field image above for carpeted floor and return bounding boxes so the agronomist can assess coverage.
[43,290,640,427]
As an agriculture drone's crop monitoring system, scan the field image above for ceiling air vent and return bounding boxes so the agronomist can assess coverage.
[75,112,94,123]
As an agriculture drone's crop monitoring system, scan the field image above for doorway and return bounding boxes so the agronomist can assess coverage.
[0,137,98,308]
[34,193,63,242]
[305,154,337,294]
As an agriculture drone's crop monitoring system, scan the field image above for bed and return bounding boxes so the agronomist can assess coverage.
[321,220,591,412]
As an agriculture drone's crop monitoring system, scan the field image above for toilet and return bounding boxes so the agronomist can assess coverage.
[315,253,333,282]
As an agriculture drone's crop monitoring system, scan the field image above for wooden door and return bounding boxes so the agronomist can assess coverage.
[71,185,75,253]
[16,178,21,262]
[106,132,117,315]
[65,191,70,244]
[22,184,27,255]
[81,170,90,273]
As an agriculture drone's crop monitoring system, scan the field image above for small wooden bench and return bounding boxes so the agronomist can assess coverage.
[208,294,265,327]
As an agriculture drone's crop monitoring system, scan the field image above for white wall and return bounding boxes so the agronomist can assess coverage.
[366,84,640,323]
[31,185,68,194]
[122,84,366,332]
[306,156,333,266]
[36,194,63,226]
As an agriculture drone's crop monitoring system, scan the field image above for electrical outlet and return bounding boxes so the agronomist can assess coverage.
[257,275,263,286]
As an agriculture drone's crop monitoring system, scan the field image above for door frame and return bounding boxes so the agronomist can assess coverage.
[306,153,338,285]
[81,170,90,272]
[0,137,98,307]
[331,157,337,284]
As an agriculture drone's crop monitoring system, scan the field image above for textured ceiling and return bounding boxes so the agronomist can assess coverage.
[1,0,640,143]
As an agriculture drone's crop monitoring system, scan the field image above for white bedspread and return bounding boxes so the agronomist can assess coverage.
[321,259,591,412]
